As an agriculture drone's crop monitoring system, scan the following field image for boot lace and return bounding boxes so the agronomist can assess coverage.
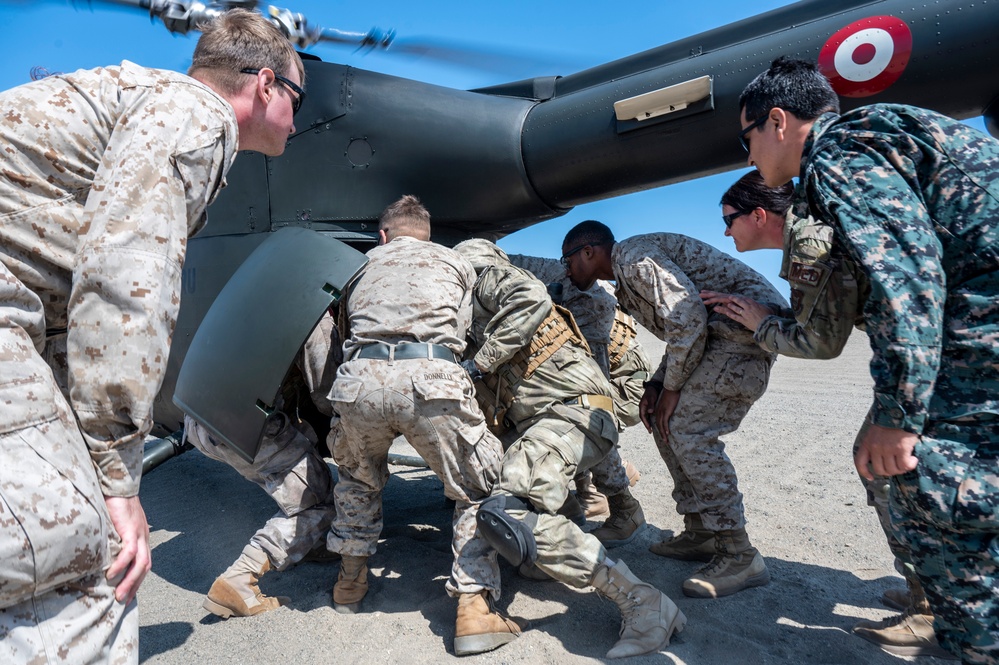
[694,554,729,578]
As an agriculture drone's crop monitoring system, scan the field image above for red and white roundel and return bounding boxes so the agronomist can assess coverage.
[818,16,912,98]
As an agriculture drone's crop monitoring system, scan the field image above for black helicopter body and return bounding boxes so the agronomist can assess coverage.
[3,0,996,444]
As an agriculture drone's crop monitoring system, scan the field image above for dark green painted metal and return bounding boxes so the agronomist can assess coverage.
[173,227,367,463]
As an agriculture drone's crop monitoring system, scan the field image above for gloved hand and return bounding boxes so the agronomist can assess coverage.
[460,358,485,382]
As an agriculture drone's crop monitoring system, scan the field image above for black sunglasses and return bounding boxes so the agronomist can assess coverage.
[722,209,753,229]
[241,68,305,116]
[560,243,588,268]
[738,113,769,152]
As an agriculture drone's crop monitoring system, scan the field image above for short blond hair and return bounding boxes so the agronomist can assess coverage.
[189,8,304,96]
[379,195,431,241]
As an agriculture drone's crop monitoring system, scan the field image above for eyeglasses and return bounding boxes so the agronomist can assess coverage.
[738,113,769,152]
[722,209,753,228]
[241,68,305,116]
[560,243,588,268]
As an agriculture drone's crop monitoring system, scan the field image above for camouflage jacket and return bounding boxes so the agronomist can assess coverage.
[0,61,238,496]
[799,105,999,432]
[461,243,613,428]
[612,234,784,392]
[342,235,474,358]
[754,210,869,359]
[507,254,618,375]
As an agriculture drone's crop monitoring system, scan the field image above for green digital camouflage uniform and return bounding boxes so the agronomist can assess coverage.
[326,236,504,599]
[612,234,784,531]
[457,240,618,587]
[0,62,238,663]
[798,105,999,663]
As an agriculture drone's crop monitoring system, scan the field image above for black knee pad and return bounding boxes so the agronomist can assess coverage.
[476,495,538,567]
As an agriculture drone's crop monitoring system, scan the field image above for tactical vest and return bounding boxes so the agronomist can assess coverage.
[607,308,638,369]
[476,304,590,435]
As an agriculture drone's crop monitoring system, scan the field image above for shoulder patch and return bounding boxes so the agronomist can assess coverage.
[789,261,824,287]
[790,288,804,314]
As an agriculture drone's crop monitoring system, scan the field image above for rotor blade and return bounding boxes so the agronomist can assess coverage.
[379,36,585,77]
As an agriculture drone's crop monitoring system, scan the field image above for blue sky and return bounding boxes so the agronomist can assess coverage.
[0,0,987,296]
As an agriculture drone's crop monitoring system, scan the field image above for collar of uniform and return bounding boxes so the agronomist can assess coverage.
[799,111,840,180]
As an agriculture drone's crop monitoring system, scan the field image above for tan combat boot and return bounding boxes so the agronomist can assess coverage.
[854,578,957,659]
[649,513,715,562]
[591,558,686,658]
[333,555,369,614]
[682,528,770,598]
[881,587,910,611]
[622,458,641,487]
[203,544,289,618]
[575,471,610,520]
[453,590,521,656]
[590,488,646,547]
[881,564,920,610]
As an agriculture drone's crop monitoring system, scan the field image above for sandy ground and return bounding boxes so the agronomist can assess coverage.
[137,330,954,664]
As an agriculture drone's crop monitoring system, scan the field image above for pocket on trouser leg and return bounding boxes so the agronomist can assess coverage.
[268,450,334,516]
[0,422,108,609]
[895,432,999,531]
[456,423,502,499]
[499,438,572,514]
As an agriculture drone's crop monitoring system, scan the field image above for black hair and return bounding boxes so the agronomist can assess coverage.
[563,220,615,249]
[721,171,794,216]
[739,56,840,122]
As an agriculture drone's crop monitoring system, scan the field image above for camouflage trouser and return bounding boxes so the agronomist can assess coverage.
[587,444,630,496]
[653,350,771,532]
[0,284,136,663]
[890,418,999,664]
[852,415,918,585]
[0,575,137,664]
[185,415,336,571]
[495,403,617,587]
[327,358,503,598]
[609,345,651,430]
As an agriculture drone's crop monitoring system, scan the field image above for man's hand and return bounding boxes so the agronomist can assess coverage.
[460,358,485,382]
[700,290,771,332]
[639,383,661,434]
[854,424,919,480]
[104,495,152,604]
[655,389,681,443]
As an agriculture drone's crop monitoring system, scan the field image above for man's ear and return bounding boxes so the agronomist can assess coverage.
[378,228,389,245]
[254,68,277,106]
[771,107,789,139]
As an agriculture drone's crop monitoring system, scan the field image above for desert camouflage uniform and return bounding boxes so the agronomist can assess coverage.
[612,234,784,531]
[459,241,618,587]
[507,256,645,495]
[326,236,503,598]
[799,105,999,663]
[185,314,339,571]
[0,62,237,663]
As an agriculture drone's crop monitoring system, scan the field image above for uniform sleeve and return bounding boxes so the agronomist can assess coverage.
[473,267,551,373]
[754,259,863,359]
[621,256,706,392]
[807,142,943,433]
[299,312,341,417]
[67,96,232,497]
[754,312,852,359]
